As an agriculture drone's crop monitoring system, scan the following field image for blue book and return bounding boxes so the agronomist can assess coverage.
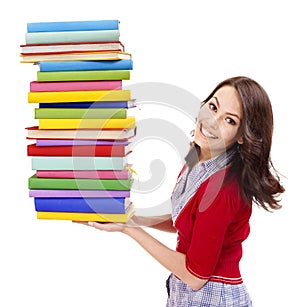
[39,60,133,72]
[39,101,136,109]
[34,197,131,214]
[27,20,119,33]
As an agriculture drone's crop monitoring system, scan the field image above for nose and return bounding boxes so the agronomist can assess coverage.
[206,112,219,129]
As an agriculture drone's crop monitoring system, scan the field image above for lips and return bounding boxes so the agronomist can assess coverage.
[199,124,218,139]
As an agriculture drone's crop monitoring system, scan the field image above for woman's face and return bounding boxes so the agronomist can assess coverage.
[194,85,244,160]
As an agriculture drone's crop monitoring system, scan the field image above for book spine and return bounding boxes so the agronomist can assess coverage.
[37,117,136,129]
[25,30,120,44]
[28,89,131,103]
[27,144,127,156]
[37,70,130,82]
[27,20,119,32]
[34,108,127,119]
[30,81,122,92]
[28,175,133,190]
[29,189,130,198]
[31,156,127,170]
[39,59,133,72]
[35,139,129,146]
[38,101,134,108]
[36,210,133,222]
[34,197,128,214]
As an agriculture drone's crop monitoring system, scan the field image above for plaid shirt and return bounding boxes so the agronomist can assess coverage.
[171,148,235,223]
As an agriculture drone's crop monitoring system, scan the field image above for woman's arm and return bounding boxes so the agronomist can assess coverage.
[132,214,177,233]
[86,222,207,291]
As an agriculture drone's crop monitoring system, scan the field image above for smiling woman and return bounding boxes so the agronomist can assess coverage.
[77,76,285,307]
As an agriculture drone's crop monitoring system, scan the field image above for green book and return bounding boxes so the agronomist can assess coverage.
[37,70,130,82]
[31,156,128,170]
[28,174,133,190]
[34,108,127,119]
[25,29,120,44]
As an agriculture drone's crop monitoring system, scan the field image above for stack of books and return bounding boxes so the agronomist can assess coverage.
[21,20,136,223]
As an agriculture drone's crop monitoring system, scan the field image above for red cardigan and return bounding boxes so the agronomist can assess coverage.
[174,167,252,284]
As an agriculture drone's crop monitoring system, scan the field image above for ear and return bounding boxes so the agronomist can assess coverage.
[237,136,244,145]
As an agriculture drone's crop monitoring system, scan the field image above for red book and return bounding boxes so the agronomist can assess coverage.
[27,143,132,157]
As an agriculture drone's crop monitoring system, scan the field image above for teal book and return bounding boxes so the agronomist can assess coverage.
[28,174,133,190]
[37,70,130,82]
[31,156,129,170]
[27,20,119,32]
[25,29,120,44]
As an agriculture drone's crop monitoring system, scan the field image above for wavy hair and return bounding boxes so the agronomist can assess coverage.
[186,76,285,211]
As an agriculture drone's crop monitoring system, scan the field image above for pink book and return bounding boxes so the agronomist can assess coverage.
[36,169,131,179]
[29,189,130,198]
[30,80,122,92]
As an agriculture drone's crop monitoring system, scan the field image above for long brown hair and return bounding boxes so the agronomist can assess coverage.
[188,76,285,211]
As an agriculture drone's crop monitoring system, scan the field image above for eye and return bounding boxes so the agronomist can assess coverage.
[208,102,217,112]
[225,117,236,125]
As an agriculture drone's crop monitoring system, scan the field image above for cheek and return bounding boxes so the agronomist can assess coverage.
[220,126,240,145]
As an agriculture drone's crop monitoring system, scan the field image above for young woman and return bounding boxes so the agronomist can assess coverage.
[76,76,285,306]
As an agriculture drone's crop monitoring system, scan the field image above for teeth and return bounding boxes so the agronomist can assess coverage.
[201,126,216,139]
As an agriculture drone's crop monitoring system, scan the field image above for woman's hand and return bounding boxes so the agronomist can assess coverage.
[73,220,138,233]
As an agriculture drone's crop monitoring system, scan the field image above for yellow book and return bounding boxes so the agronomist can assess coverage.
[28,90,131,103]
[37,206,135,223]
[38,116,136,129]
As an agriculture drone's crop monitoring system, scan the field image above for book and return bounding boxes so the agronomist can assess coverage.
[21,51,131,63]
[34,197,132,214]
[27,143,132,157]
[38,100,136,109]
[25,29,120,45]
[26,126,136,140]
[28,174,133,190]
[36,206,135,222]
[39,59,133,72]
[30,80,122,92]
[31,156,130,170]
[37,70,130,81]
[35,168,131,179]
[27,20,119,32]
[38,117,136,129]
[28,89,131,103]
[21,41,125,54]
[29,189,130,198]
[34,108,127,119]
[35,139,129,146]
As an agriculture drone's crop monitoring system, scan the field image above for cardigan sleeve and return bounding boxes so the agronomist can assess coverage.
[185,190,237,279]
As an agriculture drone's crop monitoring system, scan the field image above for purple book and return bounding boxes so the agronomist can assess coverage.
[36,139,129,146]
[29,189,130,198]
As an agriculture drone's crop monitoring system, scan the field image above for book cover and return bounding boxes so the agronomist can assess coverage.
[30,80,122,92]
[29,189,130,198]
[35,168,131,179]
[36,206,134,222]
[38,117,136,129]
[27,143,131,157]
[25,29,120,44]
[27,20,119,33]
[31,156,130,170]
[26,126,136,140]
[21,51,131,63]
[34,108,127,119]
[34,197,131,214]
[21,41,125,54]
[37,70,130,82]
[28,89,131,103]
[38,100,136,109]
[28,174,133,190]
[39,59,133,72]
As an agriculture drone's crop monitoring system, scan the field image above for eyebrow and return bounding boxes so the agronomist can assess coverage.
[212,96,241,120]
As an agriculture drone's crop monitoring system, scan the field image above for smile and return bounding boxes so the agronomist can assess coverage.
[200,124,218,139]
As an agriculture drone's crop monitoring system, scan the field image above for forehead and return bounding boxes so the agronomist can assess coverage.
[214,85,242,115]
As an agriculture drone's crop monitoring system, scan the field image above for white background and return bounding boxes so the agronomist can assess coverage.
[1,0,299,306]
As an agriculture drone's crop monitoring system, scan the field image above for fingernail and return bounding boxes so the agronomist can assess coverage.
[88,222,94,227]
